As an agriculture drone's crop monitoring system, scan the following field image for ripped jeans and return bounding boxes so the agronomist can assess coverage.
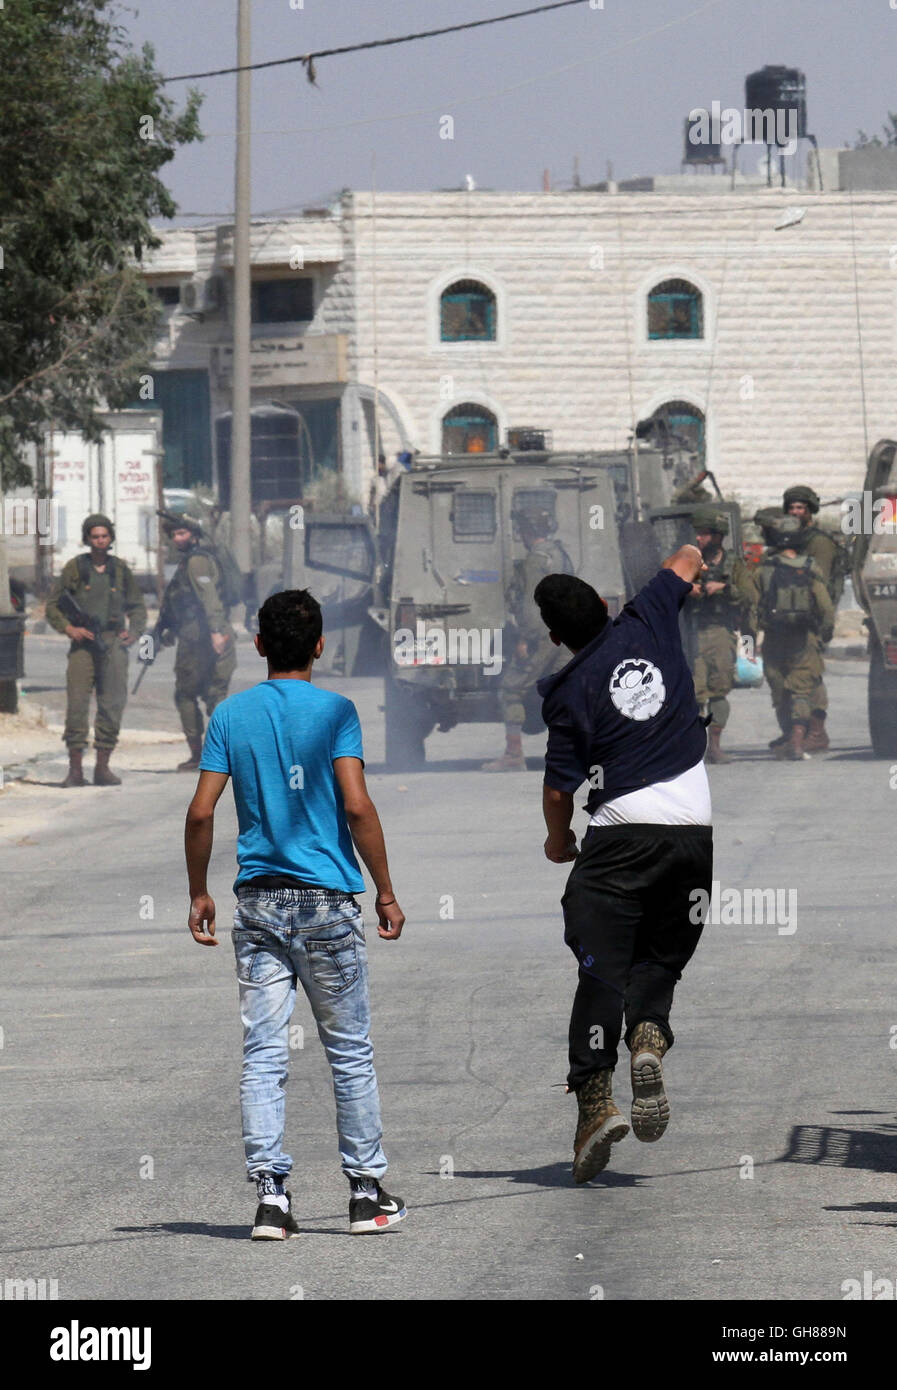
[232,886,387,1182]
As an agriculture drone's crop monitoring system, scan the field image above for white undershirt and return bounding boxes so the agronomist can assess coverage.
[588,758,712,828]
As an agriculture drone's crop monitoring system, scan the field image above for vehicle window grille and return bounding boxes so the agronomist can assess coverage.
[452,491,497,540]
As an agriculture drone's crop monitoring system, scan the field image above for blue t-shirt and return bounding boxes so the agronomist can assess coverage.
[537,568,707,814]
[199,680,366,893]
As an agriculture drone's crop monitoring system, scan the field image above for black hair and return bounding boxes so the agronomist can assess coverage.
[258,589,323,670]
[533,573,608,651]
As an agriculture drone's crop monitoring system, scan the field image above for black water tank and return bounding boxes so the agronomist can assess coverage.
[745,66,807,141]
[683,115,723,164]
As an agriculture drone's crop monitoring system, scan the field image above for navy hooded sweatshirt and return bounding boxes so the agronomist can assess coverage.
[537,567,707,816]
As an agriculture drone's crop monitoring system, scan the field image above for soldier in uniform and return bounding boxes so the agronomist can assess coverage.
[482,506,573,772]
[753,516,834,761]
[45,513,147,786]
[157,512,237,771]
[782,485,845,751]
[689,505,756,764]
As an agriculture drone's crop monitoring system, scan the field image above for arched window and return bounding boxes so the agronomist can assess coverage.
[647,279,703,340]
[440,280,496,342]
[651,400,706,461]
[442,403,498,454]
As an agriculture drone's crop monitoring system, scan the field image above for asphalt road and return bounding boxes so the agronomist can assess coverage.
[1,644,895,1302]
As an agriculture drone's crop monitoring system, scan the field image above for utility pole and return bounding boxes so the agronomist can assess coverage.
[230,0,252,576]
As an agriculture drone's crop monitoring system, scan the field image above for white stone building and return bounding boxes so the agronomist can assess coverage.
[139,176,897,513]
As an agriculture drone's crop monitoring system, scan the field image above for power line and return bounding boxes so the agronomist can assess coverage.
[162,0,593,83]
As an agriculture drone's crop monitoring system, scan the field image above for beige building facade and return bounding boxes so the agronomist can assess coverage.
[142,183,897,512]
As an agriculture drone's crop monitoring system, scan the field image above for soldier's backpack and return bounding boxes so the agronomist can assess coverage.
[760,558,816,630]
[194,541,244,612]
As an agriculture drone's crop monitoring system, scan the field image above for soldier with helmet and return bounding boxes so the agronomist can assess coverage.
[482,504,573,772]
[782,485,846,752]
[752,514,835,761]
[688,505,756,763]
[156,511,237,771]
[45,513,147,786]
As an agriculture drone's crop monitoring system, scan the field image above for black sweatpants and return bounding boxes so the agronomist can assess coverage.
[561,823,713,1090]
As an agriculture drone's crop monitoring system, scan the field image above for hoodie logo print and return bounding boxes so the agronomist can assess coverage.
[608,659,666,721]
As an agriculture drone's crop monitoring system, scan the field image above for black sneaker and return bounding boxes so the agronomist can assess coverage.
[251,1190,301,1241]
[348,1179,407,1234]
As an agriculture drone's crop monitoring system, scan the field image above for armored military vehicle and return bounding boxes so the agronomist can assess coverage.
[852,439,897,755]
[263,436,699,767]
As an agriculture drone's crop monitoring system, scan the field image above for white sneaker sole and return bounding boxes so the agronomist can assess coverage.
[350,1206,408,1234]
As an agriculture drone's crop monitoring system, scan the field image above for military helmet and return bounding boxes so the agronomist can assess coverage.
[783,484,820,515]
[765,515,809,551]
[81,512,115,544]
[513,503,556,537]
[157,508,203,538]
[692,505,729,536]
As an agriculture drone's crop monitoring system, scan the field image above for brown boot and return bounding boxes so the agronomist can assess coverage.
[629,1022,671,1142]
[571,1069,629,1183]
[177,736,203,772]
[804,712,830,753]
[785,722,809,761]
[706,725,732,764]
[60,749,87,788]
[481,728,525,772]
[93,747,122,786]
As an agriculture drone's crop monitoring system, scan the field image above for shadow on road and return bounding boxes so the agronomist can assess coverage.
[437,1161,646,1189]
[781,1122,897,1172]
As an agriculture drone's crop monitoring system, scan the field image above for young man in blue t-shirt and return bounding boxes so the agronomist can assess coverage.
[184,589,407,1238]
[535,545,712,1184]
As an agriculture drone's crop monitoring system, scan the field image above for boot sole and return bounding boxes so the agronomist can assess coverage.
[631,1052,670,1142]
[572,1114,629,1184]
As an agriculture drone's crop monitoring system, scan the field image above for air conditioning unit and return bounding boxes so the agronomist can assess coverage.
[507,427,553,452]
[182,275,223,315]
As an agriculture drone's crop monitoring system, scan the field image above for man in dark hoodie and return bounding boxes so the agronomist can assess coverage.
[535,545,711,1184]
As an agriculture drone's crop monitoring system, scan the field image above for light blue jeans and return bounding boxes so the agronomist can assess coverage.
[232,886,387,1182]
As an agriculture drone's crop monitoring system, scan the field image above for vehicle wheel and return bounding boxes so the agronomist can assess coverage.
[384,675,432,769]
[868,644,897,756]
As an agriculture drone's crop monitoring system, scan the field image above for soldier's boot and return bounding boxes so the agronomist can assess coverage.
[93,747,122,786]
[60,748,87,788]
[768,732,789,749]
[571,1068,629,1184]
[706,724,732,764]
[804,712,830,753]
[481,727,526,772]
[629,1022,671,1142]
[784,722,810,761]
[177,736,203,772]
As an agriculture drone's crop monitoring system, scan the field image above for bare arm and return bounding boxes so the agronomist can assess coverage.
[662,544,705,585]
[334,757,404,940]
[543,784,578,863]
[185,770,230,946]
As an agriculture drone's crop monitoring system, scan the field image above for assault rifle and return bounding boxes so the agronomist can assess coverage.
[55,590,102,643]
[131,592,175,695]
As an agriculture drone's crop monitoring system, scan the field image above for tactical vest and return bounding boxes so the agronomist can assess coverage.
[530,540,574,576]
[760,557,816,630]
[74,552,124,629]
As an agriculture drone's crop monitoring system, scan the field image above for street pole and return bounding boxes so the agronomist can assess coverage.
[230,0,252,576]
[0,486,17,715]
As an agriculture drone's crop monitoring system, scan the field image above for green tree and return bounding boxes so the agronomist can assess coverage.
[0,0,202,488]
